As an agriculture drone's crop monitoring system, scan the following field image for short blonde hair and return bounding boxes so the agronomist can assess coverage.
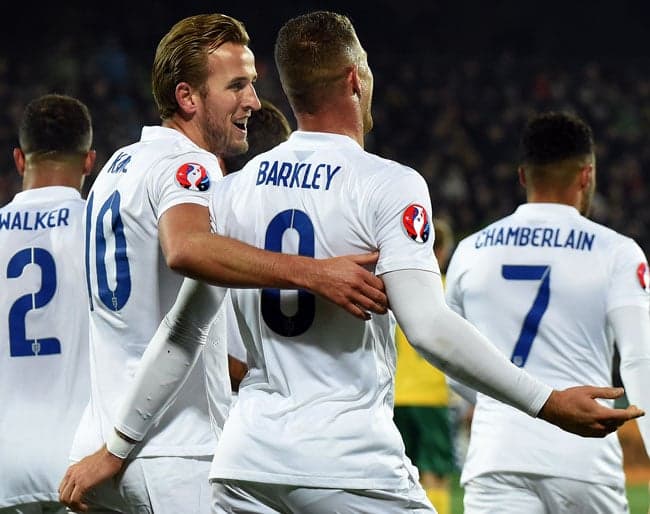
[152,13,249,120]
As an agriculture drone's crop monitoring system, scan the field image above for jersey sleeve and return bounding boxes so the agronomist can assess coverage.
[208,173,237,235]
[372,168,439,276]
[148,151,223,221]
[607,238,650,313]
[444,240,468,317]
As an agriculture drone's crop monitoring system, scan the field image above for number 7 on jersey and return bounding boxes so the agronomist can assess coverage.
[501,265,551,367]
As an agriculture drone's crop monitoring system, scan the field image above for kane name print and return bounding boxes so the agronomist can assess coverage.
[475,225,595,251]
[256,160,341,190]
[0,208,70,231]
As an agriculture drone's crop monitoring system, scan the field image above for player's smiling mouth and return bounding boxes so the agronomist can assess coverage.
[233,118,248,133]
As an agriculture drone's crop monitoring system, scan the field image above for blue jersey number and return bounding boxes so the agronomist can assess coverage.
[261,209,316,337]
[501,264,551,367]
[7,247,60,356]
[85,191,132,311]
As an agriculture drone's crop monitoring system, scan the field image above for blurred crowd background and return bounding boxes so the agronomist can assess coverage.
[3,0,650,251]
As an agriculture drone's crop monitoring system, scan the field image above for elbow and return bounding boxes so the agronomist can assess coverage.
[405,327,435,355]
[405,309,458,372]
[164,245,197,278]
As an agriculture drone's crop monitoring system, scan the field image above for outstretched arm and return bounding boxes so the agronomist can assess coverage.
[160,203,387,320]
[59,279,225,512]
[610,305,650,453]
[384,269,644,437]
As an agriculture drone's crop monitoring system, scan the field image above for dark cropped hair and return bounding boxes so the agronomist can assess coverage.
[222,99,292,173]
[152,13,249,120]
[274,11,359,114]
[19,94,92,155]
[520,111,594,166]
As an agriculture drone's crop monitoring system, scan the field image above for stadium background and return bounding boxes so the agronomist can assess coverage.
[4,0,650,511]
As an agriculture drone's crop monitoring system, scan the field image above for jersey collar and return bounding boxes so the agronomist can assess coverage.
[140,126,203,151]
[288,130,362,150]
[515,203,581,218]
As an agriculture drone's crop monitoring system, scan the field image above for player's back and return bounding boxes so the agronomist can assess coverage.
[446,202,646,486]
[79,126,218,458]
[210,130,435,489]
[0,186,90,506]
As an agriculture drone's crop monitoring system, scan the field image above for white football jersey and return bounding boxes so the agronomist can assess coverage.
[0,187,90,507]
[445,203,650,486]
[208,131,438,489]
[71,126,221,459]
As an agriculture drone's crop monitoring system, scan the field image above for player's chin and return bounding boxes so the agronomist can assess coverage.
[227,139,249,157]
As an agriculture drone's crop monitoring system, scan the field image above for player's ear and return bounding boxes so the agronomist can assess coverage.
[579,164,593,190]
[83,150,97,177]
[348,65,361,99]
[517,166,527,188]
[175,82,198,116]
[13,148,25,176]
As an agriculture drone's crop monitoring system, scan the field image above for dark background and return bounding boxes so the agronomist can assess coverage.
[3,0,650,249]
[6,1,649,58]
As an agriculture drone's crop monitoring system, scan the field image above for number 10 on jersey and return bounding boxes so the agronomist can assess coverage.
[85,191,132,312]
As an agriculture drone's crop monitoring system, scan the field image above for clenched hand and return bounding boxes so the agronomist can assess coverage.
[58,445,124,512]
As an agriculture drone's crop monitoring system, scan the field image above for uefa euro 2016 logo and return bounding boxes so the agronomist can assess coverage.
[637,262,650,293]
[402,203,430,243]
[175,162,211,191]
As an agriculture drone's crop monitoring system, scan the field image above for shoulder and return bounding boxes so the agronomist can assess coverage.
[65,196,88,212]
[354,153,429,201]
[359,150,420,178]
[580,216,644,256]
[133,134,222,178]
[164,145,221,175]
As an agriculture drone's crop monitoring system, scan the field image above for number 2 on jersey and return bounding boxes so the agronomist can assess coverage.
[7,247,60,356]
[501,265,551,367]
[262,209,316,337]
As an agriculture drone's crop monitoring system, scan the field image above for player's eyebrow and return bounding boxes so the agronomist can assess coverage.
[227,74,257,86]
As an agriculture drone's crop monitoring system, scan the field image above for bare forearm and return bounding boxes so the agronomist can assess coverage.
[169,232,314,289]
[159,203,386,319]
[160,203,310,288]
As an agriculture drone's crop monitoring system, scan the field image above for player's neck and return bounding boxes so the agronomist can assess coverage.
[526,190,580,210]
[23,173,82,191]
[294,101,364,147]
[22,167,83,192]
[162,117,210,153]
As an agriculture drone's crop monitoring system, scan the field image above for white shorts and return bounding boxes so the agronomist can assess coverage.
[463,472,628,514]
[84,456,212,514]
[211,476,436,513]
